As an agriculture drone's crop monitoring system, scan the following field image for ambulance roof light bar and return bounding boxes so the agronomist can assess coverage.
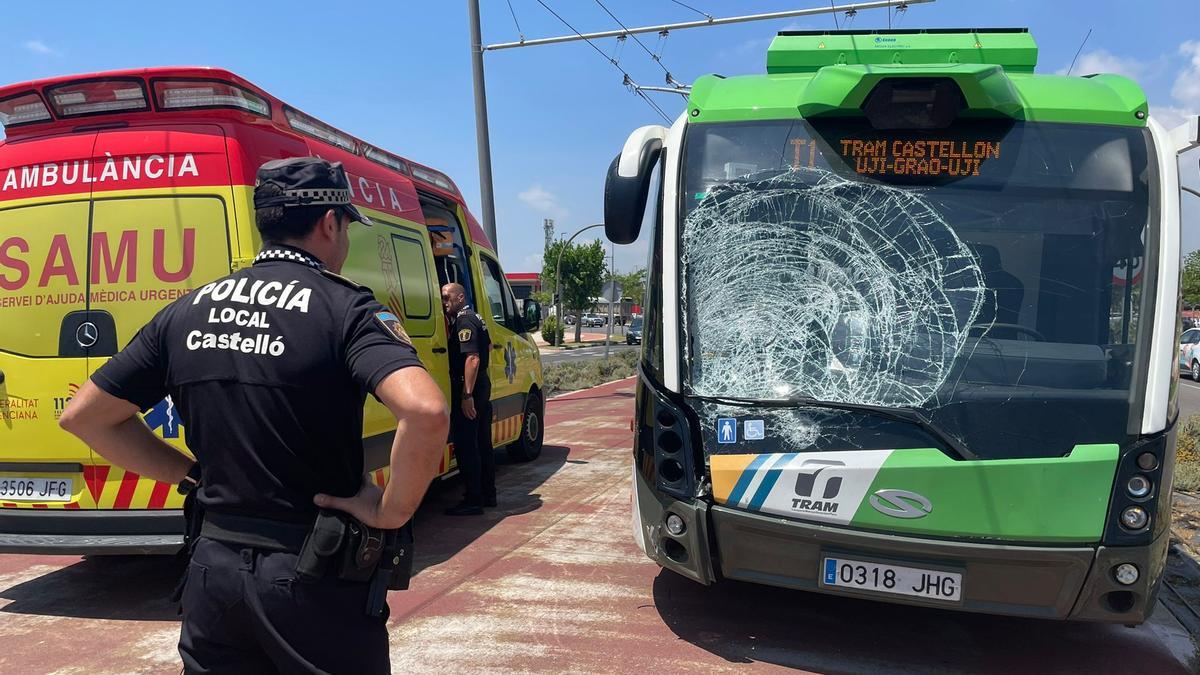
[44,79,150,118]
[153,79,270,118]
[0,91,52,128]
[409,163,460,196]
[363,146,410,175]
[284,106,356,153]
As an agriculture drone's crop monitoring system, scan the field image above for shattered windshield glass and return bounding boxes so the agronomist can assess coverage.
[679,119,1155,459]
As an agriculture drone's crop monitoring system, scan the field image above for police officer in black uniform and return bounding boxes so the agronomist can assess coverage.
[59,157,449,673]
[441,283,495,516]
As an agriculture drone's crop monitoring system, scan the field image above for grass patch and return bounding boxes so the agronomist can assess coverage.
[543,350,639,397]
[1177,462,1200,492]
[1177,414,1200,491]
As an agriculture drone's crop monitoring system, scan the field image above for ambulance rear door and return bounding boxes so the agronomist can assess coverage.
[0,132,98,508]
[83,125,234,510]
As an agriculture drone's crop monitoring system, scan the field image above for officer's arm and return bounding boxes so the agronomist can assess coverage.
[463,354,481,395]
[373,367,449,527]
[316,365,448,529]
[59,382,195,484]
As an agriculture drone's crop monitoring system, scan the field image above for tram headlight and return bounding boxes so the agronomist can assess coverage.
[1126,475,1152,499]
[665,513,686,536]
[1113,563,1140,586]
[1136,452,1158,471]
[1120,506,1149,531]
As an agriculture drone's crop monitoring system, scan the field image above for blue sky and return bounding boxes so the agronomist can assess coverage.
[3,0,1198,273]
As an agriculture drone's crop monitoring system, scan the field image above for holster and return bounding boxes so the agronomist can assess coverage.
[295,510,412,587]
[295,509,349,583]
[365,521,415,619]
[170,488,206,607]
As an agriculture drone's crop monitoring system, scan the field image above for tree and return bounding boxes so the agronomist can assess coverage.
[610,267,647,307]
[1184,250,1200,309]
[541,239,606,343]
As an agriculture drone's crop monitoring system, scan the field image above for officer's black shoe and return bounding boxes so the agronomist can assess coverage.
[444,503,484,516]
[484,496,497,508]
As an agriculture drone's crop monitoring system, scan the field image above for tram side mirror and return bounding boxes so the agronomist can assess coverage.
[605,125,667,245]
[523,300,542,333]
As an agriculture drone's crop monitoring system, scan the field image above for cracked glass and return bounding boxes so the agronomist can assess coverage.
[679,119,1156,460]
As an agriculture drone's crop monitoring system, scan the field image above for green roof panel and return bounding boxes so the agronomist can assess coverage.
[687,29,1149,127]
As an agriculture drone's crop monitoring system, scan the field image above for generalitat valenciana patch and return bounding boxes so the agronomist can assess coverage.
[374,311,412,345]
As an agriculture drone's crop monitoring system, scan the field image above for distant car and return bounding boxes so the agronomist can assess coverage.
[563,314,577,325]
[626,317,644,345]
[1180,328,1200,380]
[581,314,605,327]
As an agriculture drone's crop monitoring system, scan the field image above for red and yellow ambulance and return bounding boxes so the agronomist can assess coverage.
[0,67,545,553]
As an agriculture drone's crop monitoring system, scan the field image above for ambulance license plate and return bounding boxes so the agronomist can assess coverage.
[0,477,73,502]
[821,557,962,602]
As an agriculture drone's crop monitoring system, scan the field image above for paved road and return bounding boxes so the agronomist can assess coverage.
[0,379,1193,673]
[541,343,638,366]
[1180,377,1200,420]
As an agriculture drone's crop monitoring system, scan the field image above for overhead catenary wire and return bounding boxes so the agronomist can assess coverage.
[843,8,857,29]
[534,0,673,122]
[1066,28,1094,77]
[596,0,667,71]
[831,0,840,29]
[595,0,685,87]
[666,0,713,21]
[505,0,526,42]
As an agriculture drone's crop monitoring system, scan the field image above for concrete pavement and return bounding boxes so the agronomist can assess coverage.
[540,343,638,366]
[0,377,1193,673]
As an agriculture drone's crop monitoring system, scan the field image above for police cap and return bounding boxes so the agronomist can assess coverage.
[253,157,372,225]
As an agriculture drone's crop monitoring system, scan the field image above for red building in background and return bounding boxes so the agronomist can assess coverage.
[506,272,541,301]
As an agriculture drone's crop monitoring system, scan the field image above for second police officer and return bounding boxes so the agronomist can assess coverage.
[441,282,496,515]
[59,157,449,673]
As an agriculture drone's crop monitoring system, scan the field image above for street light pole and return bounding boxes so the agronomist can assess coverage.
[555,223,604,346]
[467,0,500,252]
[605,240,615,361]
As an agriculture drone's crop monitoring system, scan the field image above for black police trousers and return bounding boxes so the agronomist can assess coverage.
[451,387,495,506]
[179,537,389,674]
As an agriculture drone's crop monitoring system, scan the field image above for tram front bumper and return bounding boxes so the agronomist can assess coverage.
[634,470,1165,624]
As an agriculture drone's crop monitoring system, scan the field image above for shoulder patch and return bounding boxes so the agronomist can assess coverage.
[374,311,412,345]
[458,328,473,343]
[320,269,370,292]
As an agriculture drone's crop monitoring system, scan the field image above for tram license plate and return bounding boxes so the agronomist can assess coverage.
[0,477,73,502]
[821,557,962,602]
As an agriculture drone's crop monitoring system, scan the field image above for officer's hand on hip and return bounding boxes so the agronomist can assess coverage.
[313,475,388,528]
[461,397,476,420]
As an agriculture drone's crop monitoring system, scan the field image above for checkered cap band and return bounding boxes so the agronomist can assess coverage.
[279,188,352,207]
[253,248,324,269]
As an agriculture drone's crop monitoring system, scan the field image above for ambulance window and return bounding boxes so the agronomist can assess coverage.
[0,201,90,357]
[421,203,475,310]
[480,256,512,328]
[389,233,436,338]
[499,269,522,328]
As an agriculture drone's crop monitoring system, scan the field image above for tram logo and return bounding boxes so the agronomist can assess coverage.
[869,489,933,519]
[791,459,845,514]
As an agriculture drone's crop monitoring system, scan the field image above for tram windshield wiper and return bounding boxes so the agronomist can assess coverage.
[692,394,977,461]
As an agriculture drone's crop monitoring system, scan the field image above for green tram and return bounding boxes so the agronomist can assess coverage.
[605,28,1199,623]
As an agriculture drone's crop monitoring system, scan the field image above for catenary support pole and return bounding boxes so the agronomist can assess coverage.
[467,0,500,252]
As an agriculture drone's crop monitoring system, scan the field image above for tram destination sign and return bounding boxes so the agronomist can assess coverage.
[838,138,1002,178]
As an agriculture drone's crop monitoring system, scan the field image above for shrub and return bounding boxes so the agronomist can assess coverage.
[541,315,565,345]
[1176,413,1200,492]
[1177,462,1200,492]
[543,350,639,397]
